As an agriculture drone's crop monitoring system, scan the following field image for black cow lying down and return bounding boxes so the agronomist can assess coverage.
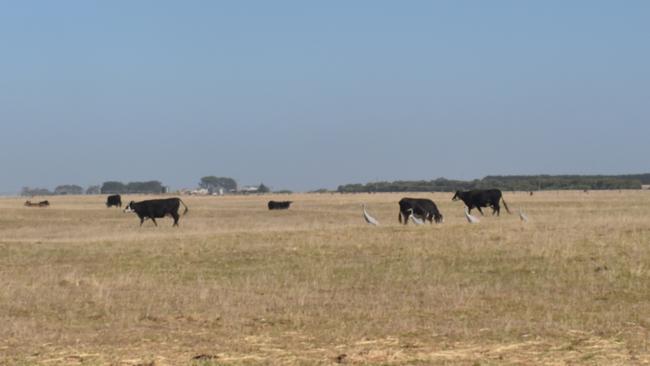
[124,198,188,226]
[398,198,443,224]
[25,200,49,207]
[106,194,122,208]
[268,200,292,210]
[452,189,510,216]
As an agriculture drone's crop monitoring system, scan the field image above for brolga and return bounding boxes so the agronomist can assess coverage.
[464,207,480,224]
[362,203,380,226]
[408,209,425,225]
[519,209,529,223]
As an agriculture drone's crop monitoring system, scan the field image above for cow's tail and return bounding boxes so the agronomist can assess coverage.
[179,199,189,215]
[501,196,511,214]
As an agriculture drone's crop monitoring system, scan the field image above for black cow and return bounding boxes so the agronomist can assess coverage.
[123,198,188,226]
[398,198,443,224]
[106,194,122,208]
[24,200,49,207]
[452,189,510,216]
[268,200,292,210]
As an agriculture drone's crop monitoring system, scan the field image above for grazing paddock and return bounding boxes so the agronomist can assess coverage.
[0,191,649,365]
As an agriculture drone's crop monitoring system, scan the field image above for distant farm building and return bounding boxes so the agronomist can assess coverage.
[240,186,259,194]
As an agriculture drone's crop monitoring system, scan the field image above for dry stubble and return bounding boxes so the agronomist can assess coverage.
[0,191,649,365]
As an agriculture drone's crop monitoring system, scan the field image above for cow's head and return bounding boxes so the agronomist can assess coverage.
[452,191,462,201]
[123,201,136,213]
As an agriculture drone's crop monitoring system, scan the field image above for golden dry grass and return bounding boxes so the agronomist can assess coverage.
[1,191,649,365]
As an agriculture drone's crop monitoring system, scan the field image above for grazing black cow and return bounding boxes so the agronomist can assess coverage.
[106,194,122,208]
[123,198,188,226]
[398,198,443,224]
[452,189,510,216]
[268,200,292,210]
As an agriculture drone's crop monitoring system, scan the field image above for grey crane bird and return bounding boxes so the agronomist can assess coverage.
[519,209,529,223]
[407,208,425,225]
[464,207,480,224]
[362,203,380,226]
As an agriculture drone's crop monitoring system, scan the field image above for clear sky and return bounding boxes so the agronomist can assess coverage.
[1,1,648,193]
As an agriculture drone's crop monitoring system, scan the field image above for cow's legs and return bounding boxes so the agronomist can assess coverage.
[477,206,485,216]
[171,212,180,226]
[139,217,145,226]
[402,210,410,225]
[151,217,158,226]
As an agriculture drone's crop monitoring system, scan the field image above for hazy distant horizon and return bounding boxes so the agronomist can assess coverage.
[2,2,648,195]
[5,170,649,196]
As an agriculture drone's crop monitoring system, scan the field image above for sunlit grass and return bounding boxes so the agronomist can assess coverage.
[0,191,649,364]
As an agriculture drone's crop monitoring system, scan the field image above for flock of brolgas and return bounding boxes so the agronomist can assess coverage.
[362,189,529,226]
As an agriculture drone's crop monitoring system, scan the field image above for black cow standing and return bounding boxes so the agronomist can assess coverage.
[452,189,510,216]
[106,194,122,208]
[268,200,292,210]
[124,198,188,226]
[398,198,443,224]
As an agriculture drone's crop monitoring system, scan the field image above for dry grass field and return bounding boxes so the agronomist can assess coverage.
[1,191,650,365]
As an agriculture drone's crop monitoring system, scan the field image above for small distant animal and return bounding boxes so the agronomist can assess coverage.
[452,189,510,216]
[398,198,443,224]
[24,200,49,207]
[362,203,379,226]
[268,200,292,210]
[106,194,122,208]
[529,191,534,196]
[334,354,347,364]
[123,198,188,227]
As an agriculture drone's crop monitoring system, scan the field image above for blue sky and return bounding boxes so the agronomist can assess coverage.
[1,1,648,193]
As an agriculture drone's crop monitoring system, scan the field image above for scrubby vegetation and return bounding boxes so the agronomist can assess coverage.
[338,174,650,193]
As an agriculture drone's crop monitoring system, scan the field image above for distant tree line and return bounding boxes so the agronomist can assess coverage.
[20,182,162,196]
[19,176,282,196]
[197,176,281,194]
[86,185,101,195]
[21,187,54,196]
[337,174,649,193]
[199,176,238,193]
[100,181,165,194]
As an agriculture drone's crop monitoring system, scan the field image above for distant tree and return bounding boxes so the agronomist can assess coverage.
[101,181,164,194]
[126,181,163,194]
[54,184,84,195]
[199,176,237,192]
[101,181,126,194]
[257,183,270,193]
[21,187,52,196]
[86,185,101,195]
